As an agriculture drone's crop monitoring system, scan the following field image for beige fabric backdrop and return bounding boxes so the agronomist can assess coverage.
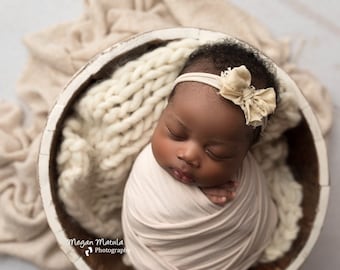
[0,0,332,269]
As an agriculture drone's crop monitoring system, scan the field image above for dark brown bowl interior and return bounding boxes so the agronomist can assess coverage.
[48,40,320,270]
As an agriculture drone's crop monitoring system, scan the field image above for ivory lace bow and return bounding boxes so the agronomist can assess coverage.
[174,65,276,127]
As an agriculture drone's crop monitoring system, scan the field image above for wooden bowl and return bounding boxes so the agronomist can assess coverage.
[38,28,329,270]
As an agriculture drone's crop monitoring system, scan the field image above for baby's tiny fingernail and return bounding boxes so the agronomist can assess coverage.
[227,192,235,199]
[221,196,227,202]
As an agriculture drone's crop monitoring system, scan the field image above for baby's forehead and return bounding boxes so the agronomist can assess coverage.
[168,84,252,142]
[171,80,223,108]
[171,79,229,107]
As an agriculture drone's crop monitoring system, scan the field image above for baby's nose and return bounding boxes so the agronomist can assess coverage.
[176,142,201,168]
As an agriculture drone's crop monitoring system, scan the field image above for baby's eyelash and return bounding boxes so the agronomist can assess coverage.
[205,149,232,161]
[167,127,186,140]
[205,149,223,161]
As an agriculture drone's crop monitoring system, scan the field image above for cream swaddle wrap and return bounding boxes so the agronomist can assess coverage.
[122,143,278,270]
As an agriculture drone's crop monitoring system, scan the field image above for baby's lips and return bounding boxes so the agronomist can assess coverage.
[224,180,238,189]
[172,168,194,184]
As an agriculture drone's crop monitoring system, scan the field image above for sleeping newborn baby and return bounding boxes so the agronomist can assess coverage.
[122,42,278,270]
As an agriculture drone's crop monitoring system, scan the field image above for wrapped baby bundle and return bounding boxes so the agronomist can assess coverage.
[122,144,278,270]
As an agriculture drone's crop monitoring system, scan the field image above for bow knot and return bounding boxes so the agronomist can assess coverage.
[219,66,276,127]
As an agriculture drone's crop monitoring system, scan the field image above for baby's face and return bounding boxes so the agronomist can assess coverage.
[151,81,252,188]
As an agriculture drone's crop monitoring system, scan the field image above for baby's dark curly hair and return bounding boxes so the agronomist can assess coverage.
[180,40,279,94]
[172,39,280,144]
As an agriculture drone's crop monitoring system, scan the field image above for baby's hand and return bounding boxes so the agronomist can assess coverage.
[200,181,238,206]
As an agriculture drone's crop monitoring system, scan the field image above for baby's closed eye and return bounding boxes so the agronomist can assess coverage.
[204,146,235,161]
[166,126,187,141]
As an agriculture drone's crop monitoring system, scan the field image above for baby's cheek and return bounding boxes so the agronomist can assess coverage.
[205,163,235,185]
[151,133,170,166]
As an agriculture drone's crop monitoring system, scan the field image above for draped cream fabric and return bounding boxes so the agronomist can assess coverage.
[122,144,278,270]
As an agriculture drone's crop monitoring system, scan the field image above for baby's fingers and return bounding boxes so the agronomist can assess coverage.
[204,191,236,206]
[201,185,236,197]
[200,181,239,206]
[223,180,239,190]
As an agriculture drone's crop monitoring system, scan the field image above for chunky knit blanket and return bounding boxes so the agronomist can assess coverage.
[0,1,332,269]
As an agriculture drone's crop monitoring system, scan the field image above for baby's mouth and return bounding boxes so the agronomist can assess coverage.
[170,168,194,185]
